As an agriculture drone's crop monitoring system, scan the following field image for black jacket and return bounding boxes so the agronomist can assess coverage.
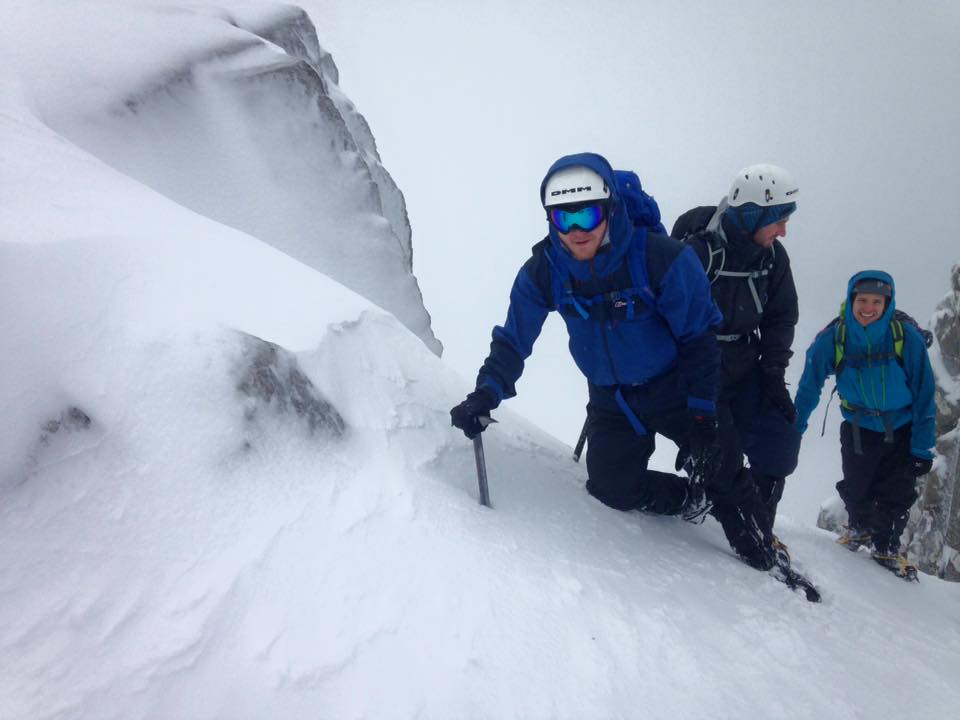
[671,205,799,387]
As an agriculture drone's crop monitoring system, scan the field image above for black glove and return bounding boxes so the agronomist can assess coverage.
[450,387,497,439]
[760,368,797,424]
[907,456,933,478]
[686,411,721,484]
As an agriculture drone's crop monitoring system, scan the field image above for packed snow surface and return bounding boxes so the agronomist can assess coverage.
[1,2,958,719]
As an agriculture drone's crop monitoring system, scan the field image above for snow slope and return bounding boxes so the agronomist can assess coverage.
[2,2,959,719]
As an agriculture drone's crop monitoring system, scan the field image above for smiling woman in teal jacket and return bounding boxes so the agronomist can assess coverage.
[794,270,935,574]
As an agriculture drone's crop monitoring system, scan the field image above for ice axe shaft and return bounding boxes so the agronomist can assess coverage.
[473,416,495,507]
[572,416,589,463]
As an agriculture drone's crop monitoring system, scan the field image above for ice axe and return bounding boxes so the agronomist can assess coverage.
[572,415,589,463]
[473,416,496,508]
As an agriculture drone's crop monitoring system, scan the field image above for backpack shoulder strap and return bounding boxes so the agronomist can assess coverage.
[891,318,905,364]
[527,237,556,305]
[626,234,658,307]
[702,233,725,284]
[834,317,847,373]
[832,302,847,373]
[541,243,592,319]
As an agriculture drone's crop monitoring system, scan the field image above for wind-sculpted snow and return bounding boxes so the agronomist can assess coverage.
[14,0,439,356]
[4,308,960,719]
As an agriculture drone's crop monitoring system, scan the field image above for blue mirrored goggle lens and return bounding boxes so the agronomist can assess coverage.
[549,203,605,233]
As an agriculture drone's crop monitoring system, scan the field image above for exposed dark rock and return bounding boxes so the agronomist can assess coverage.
[902,264,960,579]
[40,406,92,445]
[234,332,345,439]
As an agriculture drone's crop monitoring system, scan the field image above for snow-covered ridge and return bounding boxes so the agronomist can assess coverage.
[8,0,439,355]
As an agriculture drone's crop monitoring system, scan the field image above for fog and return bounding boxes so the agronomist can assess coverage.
[308,0,960,519]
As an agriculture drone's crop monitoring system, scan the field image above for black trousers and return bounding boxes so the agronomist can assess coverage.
[838,421,919,554]
[718,372,801,537]
[584,403,690,514]
[584,391,771,566]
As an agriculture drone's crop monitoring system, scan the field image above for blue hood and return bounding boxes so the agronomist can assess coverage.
[844,269,897,346]
[540,152,634,280]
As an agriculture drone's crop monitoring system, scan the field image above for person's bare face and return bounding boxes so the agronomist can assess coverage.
[852,292,886,326]
[753,218,789,249]
[558,219,608,261]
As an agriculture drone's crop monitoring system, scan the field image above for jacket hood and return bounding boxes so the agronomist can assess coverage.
[540,152,634,279]
[844,269,897,345]
[718,207,773,265]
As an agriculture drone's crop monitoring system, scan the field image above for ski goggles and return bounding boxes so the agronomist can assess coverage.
[548,201,607,233]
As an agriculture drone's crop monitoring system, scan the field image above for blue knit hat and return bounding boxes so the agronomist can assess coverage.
[724,201,797,236]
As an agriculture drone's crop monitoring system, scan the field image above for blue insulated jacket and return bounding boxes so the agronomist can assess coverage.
[475,153,722,417]
[794,270,936,458]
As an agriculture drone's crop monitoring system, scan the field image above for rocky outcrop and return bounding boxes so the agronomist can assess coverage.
[42,3,440,356]
[903,264,960,580]
[234,331,345,447]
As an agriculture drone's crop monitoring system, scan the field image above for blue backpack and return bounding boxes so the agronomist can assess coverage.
[613,170,666,235]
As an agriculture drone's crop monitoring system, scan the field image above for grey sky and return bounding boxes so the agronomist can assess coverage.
[308,0,960,518]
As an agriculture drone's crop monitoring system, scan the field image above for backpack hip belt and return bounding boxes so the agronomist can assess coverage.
[716,331,759,344]
[840,398,896,455]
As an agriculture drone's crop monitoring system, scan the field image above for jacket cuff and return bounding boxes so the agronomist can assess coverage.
[478,378,505,407]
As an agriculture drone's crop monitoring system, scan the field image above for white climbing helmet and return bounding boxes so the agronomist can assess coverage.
[543,166,611,207]
[727,164,799,207]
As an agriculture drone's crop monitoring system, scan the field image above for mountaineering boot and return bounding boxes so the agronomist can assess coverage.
[837,525,872,552]
[710,499,776,570]
[870,550,919,582]
[740,545,776,571]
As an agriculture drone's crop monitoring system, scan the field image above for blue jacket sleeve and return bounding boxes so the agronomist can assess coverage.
[656,246,723,412]
[903,325,937,458]
[794,329,836,435]
[475,263,551,405]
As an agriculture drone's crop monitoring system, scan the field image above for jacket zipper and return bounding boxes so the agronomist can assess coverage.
[590,258,622,384]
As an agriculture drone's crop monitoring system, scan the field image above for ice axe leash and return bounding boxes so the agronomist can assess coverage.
[473,416,496,508]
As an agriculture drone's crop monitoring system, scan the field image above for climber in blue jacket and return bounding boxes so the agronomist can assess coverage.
[451,152,780,570]
[794,270,936,575]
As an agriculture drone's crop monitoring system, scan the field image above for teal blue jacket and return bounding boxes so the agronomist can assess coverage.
[794,270,936,459]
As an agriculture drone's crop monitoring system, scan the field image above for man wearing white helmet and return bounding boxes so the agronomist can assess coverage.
[450,152,784,572]
[671,164,802,558]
